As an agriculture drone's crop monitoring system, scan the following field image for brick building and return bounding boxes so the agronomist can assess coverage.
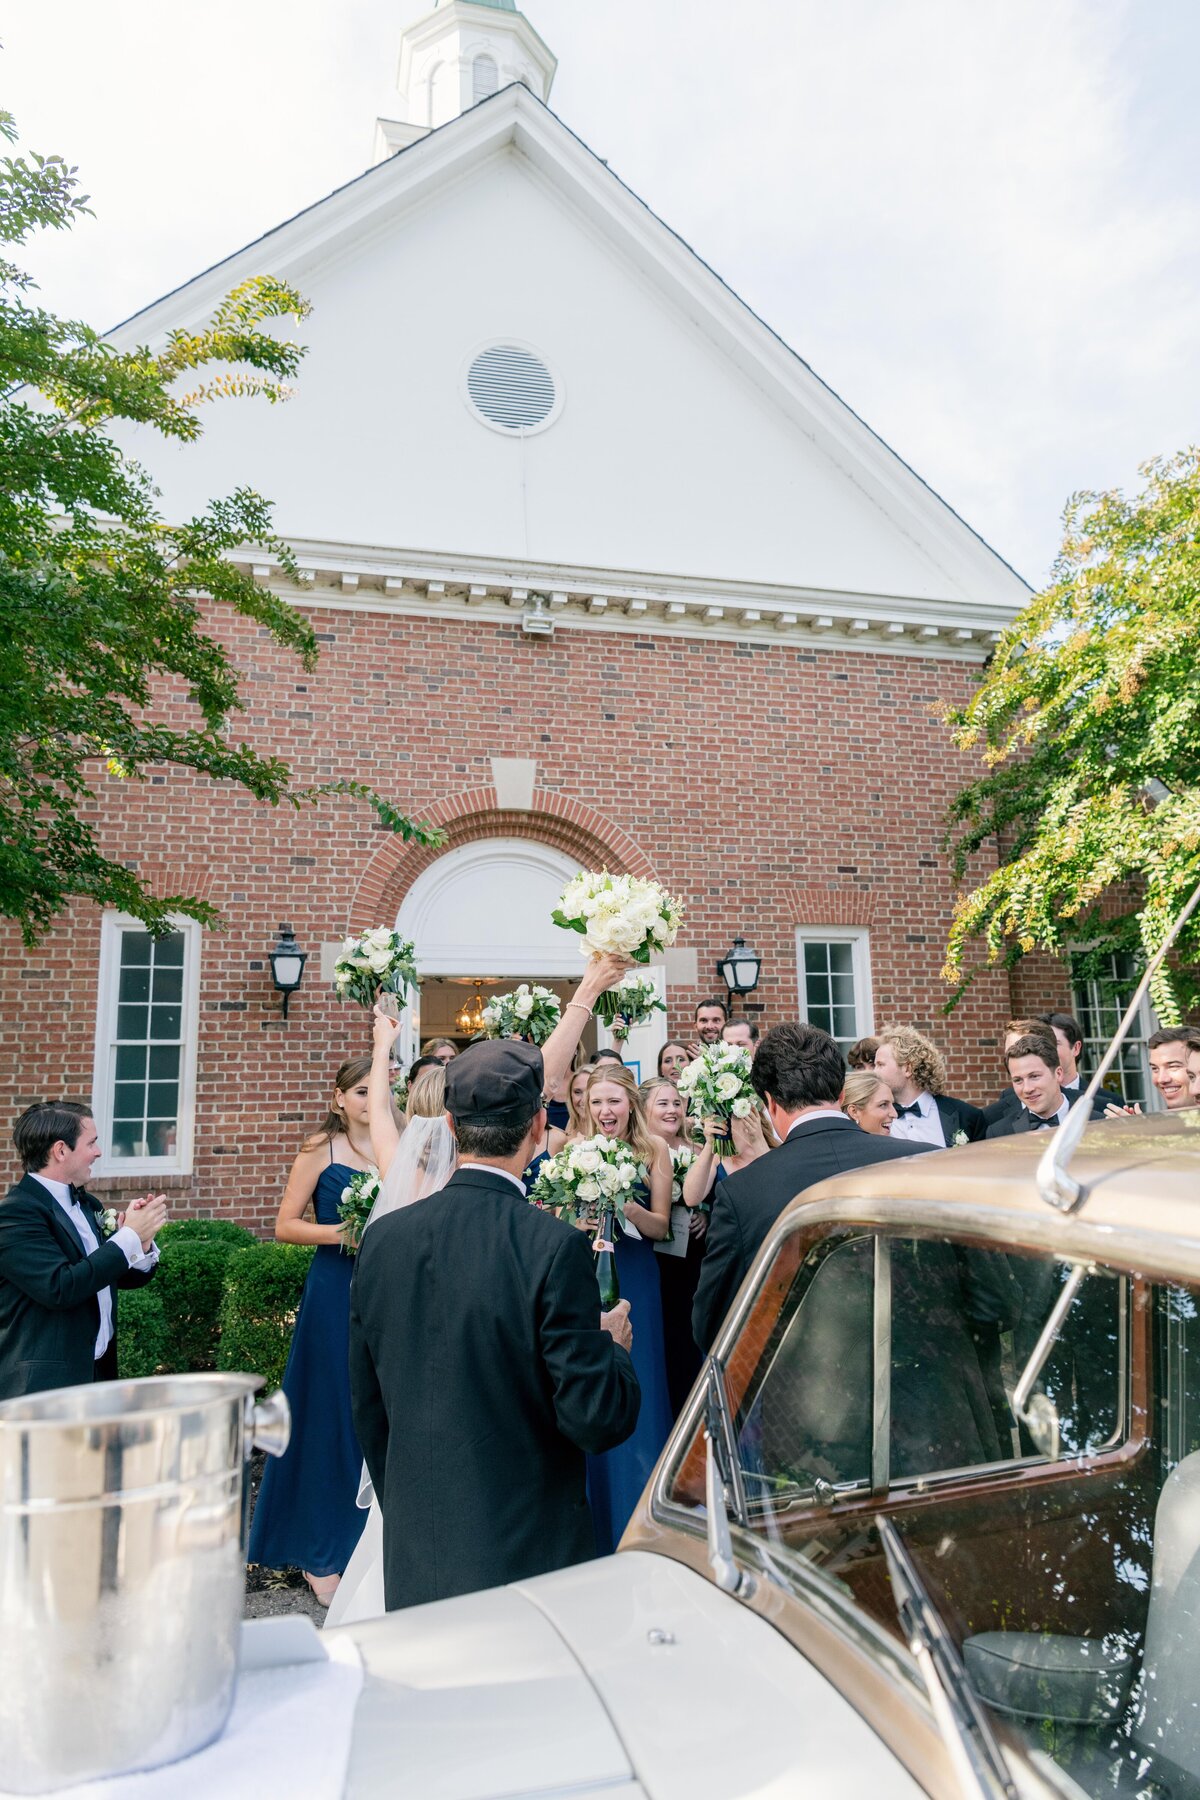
[5,1,1104,1229]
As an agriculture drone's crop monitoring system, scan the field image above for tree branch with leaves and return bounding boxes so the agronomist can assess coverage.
[943,448,1200,1022]
[0,110,440,944]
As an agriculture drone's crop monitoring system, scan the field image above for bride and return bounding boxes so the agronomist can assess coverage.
[325,957,628,1628]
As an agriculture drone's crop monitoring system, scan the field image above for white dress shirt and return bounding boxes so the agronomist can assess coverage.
[29,1173,159,1359]
[888,1089,947,1148]
[784,1108,851,1138]
[456,1162,528,1195]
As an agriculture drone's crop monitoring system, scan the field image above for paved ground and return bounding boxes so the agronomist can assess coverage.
[242,1451,333,1626]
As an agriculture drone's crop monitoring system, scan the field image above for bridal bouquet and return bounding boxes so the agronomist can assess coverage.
[676,1043,757,1158]
[527,1133,641,1229]
[337,1168,381,1253]
[552,872,683,1025]
[669,1143,696,1203]
[607,969,666,1033]
[333,927,418,1009]
[481,983,561,1046]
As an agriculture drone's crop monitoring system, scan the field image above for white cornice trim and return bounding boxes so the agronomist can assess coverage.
[232,537,1012,661]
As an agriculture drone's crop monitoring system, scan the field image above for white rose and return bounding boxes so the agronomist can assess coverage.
[573,1149,602,1175]
[577,1178,601,1203]
[715,1073,742,1100]
[731,1096,754,1118]
[514,994,534,1019]
[368,950,392,973]
[619,1163,636,1187]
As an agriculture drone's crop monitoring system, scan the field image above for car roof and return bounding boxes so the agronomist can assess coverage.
[775,1113,1200,1284]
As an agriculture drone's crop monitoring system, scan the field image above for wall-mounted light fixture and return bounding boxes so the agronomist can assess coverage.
[269,924,308,1021]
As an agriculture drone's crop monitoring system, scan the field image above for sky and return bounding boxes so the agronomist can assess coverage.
[5,0,1199,587]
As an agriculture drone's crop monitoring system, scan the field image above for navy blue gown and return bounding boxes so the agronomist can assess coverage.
[247,1156,368,1577]
[586,1196,674,1555]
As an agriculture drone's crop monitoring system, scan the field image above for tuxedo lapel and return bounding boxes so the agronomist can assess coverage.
[14,1173,88,1262]
[933,1098,957,1147]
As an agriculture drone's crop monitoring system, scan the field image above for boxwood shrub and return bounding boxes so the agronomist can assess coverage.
[216,1242,315,1391]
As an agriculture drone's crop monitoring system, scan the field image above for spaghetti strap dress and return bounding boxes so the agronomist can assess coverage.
[247,1150,368,1578]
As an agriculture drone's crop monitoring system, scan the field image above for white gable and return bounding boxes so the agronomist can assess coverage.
[112,88,1027,616]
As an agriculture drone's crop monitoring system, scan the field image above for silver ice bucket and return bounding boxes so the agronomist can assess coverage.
[0,1372,291,1793]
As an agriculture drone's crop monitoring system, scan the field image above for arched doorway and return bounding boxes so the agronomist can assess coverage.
[394,837,668,1078]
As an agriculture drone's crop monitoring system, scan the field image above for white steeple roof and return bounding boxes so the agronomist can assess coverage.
[375,0,557,163]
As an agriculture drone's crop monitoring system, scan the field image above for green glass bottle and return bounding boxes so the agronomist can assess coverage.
[594,1204,620,1310]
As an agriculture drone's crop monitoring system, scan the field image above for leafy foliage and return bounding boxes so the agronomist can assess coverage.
[943,449,1200,1019]
[116,1283,168,1380]
[217,1241,314,1391]
[0,110,441,942]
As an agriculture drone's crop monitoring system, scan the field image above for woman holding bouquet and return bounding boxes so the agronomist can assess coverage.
[642,1077,706,1415]
[584,1065,674,1552]
[682,1106,772,1211]
[248,1057,375,1605]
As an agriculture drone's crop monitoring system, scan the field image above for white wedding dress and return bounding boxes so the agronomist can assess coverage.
[323,1115,455,1631]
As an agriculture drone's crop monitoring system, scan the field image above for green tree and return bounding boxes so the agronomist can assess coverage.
[0,111,439,943]
[943,449,1200,1021]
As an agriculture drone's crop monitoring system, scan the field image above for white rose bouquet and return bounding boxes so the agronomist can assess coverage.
[333,927,418,1010]
[337,1168,381,1253]
[676,1043,758,1158]
[481,983,561,1046]
[553,871,683,1025]
[527,1132,642,1229]
[669,1143,696,1203]
[608,969,666,1033]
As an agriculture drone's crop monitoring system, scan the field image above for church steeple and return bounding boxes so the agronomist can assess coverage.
[374,1,557,164]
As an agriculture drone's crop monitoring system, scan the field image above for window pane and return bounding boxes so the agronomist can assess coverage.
[153,933,185,968]
[148,1045,180,1082]
[830,973,856,1005]
[144,1120,178,1157]
[119,933,153,968]
[115,1044,147,1083]
[804,943,830,975]
[109,1121,142,1158]
[832,1006,858,1038]
[112,1082,145,1121]
[806,973,831,1011]
[149,1004,182,1040]
[145,1081,179,1121]
[118,965,151,1004]
[116,1003,149,1040]
[829,943,854,976]
[150,965,183,1005]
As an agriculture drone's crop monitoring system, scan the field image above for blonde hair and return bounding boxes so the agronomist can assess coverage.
[585,1064,659,1166]
[565,1063,596,1137]
[878,1026,947,1096]
[406,1066,446,1121]
[842,1069,889,1118]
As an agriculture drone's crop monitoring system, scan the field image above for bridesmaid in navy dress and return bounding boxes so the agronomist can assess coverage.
[247,1056,375,1605]
[582,1064,674,1554]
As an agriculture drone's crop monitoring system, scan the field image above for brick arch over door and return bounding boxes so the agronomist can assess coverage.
[348,787,657,933]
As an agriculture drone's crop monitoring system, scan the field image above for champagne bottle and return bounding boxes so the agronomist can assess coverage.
[594,1204,620,1310]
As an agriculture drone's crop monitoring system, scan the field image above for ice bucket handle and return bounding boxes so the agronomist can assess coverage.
[245,1389,290,1459]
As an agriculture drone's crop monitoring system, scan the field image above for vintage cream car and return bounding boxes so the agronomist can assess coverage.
[333,1111,1200,1800]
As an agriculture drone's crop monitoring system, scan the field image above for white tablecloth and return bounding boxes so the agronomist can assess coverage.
[2,1620,363,1800]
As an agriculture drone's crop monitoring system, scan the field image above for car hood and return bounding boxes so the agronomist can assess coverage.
[338,1551,921,1799]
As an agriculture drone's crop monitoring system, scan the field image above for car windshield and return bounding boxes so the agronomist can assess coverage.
[663,1221,1200,1800]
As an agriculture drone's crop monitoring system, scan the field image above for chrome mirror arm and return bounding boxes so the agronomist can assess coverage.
[1037,876,1200,1213]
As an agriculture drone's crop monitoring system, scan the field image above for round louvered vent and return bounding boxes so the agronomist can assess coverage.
[464,343,561,434]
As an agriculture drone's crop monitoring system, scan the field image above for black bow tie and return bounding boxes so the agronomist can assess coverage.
[1027,1112,1057,1129]
[895,1102,923,1119]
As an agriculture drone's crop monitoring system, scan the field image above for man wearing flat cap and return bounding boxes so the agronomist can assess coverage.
[349,1034,641,1610]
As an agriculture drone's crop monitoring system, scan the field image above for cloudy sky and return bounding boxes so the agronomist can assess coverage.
[6,0,1199,585]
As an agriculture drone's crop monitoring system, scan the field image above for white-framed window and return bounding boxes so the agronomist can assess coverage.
[795,928,873,1057]
[1070,950,1157,1109]
[472,54,499,104]
[92,913,201,1175]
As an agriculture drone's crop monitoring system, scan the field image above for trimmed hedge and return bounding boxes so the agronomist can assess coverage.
[117,1285,169,1380]
[216,1242,315,1391]
[158,1218,257,1251]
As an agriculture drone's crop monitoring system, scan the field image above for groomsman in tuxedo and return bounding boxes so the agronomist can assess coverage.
[692,1023,931,1353]
[686,996,728,1060]
[350,1039,640,1611]
[983,1013,1087,1129]
[986,1029,1108,1137]
[874,1026,986,1147]
[0,1102,165,1400]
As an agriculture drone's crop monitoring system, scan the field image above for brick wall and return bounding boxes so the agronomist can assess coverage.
[0,602,1036,1229]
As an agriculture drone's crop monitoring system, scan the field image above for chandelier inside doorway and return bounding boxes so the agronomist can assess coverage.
[455,981,487,1037]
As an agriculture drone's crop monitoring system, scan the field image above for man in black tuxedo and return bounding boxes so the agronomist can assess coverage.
[692,1023,932,1354]
[0,1102,165,1400]
[982,1012,1087,1129]
[985,1029,1108,1137]
[874,1026,987,1147]
[349,1039,641,1612]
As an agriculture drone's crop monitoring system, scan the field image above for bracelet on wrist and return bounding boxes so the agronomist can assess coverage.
[565,1001,592,1015]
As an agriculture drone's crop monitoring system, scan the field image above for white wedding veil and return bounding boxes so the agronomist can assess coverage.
[365,1112,457,1229]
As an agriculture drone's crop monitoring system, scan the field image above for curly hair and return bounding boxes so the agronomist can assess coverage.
[877,1026,947,1096]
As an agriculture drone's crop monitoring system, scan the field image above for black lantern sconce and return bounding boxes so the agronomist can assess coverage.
[718,935,762,1006]
[269,923,308,1021]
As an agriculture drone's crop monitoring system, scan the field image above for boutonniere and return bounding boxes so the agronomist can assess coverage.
[97,1207,120,1240]
[951,1129,969,1148]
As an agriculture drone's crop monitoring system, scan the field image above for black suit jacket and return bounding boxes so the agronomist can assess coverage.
[691,1117,933,1354]
[986,1094,1108,1138]
[349,1167,641,1611]
[0,1175,157,1400]
[933,1093,988,1144]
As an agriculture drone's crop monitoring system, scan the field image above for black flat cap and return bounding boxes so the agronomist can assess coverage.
[445,1038,544,1127]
